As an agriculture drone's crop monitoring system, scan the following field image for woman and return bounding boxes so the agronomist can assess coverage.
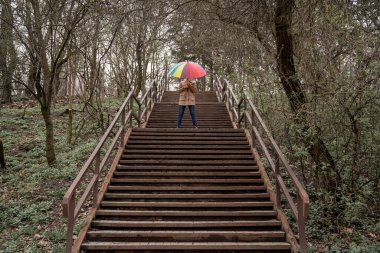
[176,78,198,128]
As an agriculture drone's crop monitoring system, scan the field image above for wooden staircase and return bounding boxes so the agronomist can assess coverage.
[79,91,292,252]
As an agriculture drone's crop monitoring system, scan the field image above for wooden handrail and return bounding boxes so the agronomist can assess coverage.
[140,86,152,103]
[243,91,310,204]
[62,76,167,253]
[214,76,309,253]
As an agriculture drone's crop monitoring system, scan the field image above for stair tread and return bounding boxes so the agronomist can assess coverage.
[131,131,244,135]
[100,201,274,207]
[132,128,242,132]
[121,154,253,159]
[118,160,256,165]
[126,141,246,144]
[124,150,252,154]
[128,136,247,140]
[125,145,250,150]
[104,193,269,199]
[116,165,258,170]
[96,210,277,216]
[81,241,291,250]
[107,186,266,191]
[92,220,282,227]
[113,172,260,176]
[110,178,263,183]
[86,230,285,236]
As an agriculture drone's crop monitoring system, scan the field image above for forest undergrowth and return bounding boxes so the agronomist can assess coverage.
[0,97,379,252]
[0,97,123,253]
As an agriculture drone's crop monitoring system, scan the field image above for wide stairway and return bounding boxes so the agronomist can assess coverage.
[81,91,291,252]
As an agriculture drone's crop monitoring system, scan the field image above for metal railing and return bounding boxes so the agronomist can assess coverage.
[62,76,166,253]
[214,76,309,253]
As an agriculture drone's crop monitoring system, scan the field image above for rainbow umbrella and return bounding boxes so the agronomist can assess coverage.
[168,61,206,79]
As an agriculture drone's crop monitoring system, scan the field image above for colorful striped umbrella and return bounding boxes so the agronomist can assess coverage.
[168,61,206,79]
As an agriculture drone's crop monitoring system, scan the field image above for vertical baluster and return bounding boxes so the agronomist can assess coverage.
[157,81,160,101]
[238,99,241,128]
[222,80,227,102]
[93,151,100,207]
[219,81,223,102]
[153,81,157,102]
[250,108,255,146]
[138,99,142,127]
[230,92,233,114]
[120,107,125,147]
[165,75,168,91]
[149,88,153,110]
[298,193,306,253]
[243,99,247,129]
[274,152,281,206]
[65,192,75,253]
[129,97,133,127]
[226,89,230,111]
[144,94,148,122]
[231,91,235,122]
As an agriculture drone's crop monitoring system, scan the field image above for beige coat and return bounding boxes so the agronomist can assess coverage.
[177,80,196,106]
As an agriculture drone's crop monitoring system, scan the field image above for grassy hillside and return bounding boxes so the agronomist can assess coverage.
[0,98,122,252]
[0,98,379,252]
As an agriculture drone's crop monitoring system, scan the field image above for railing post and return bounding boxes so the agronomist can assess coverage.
[298,193,307,253]
[138,101,142,127]
[144,94,148,121]
[150,88,154,110]
[215,82,220,102]
[156,81,160,101]
[153,81,157,102]
[238,100,241,128]
[231,92,235,122]
[129,97,133,127]
[274,152,281,206]
[120,107,126,147]
[250,108,255,146]
[226,89,230,111]
[222,80,227,102]
[164,72,168,91]
[65,193,75,253]
[92,151,100,207]
[243,99,247,129]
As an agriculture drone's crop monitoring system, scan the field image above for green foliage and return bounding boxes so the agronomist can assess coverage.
[0,100,115,252]
[0,201,53,232]
[305,186,379,251]
[243,78,379,251]
[51,246,65,253]
[328,243,380,253]
[45,227,66,244]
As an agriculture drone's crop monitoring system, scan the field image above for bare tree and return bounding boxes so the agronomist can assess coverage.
[12,0,89,164]
[0,0,17,104]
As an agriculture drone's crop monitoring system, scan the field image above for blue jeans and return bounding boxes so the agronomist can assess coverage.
[177,105,198,128]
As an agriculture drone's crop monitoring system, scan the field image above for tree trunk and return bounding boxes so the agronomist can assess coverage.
[0,0,16,104]
[67,59,75,144]
[41,106,56,165]
[134,38,143,97]
[0,140,6,170]
[209,60,214,91]
[274,0,338,191]
[1,63,13,104]
[67,109,73,144]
